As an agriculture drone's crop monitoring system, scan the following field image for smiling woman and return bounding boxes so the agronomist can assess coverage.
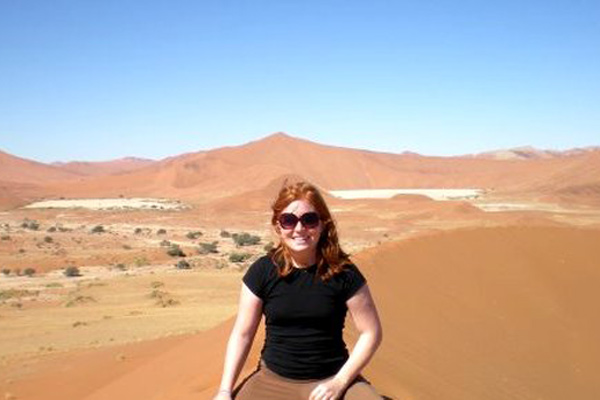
[212,180,383,400]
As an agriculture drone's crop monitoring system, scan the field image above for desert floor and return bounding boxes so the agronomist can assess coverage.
[1,192,600,399]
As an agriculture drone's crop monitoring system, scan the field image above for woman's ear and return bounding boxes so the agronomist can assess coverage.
[273,223,281,235]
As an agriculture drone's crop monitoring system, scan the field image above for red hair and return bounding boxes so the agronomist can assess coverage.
[269,180,350,281]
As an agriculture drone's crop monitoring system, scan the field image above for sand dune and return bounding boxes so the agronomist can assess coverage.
[354,225,600,400]
[3,133,598,207]
[5,225,599,400]
[51,157,156,177]
[0,150,81,184]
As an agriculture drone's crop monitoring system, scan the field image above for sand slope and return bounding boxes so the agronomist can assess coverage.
[5,225,600,400]
[354,225,600,400]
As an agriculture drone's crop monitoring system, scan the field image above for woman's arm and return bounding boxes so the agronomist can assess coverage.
[213,284,263,400]
[309,284,382,400]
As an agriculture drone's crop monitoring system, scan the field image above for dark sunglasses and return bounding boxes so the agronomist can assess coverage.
[278,212,320,230]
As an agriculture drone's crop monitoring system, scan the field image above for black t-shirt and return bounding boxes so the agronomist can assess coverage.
[242,255,366,380]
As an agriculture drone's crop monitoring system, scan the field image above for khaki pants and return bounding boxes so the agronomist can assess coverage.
[234,361,383,400]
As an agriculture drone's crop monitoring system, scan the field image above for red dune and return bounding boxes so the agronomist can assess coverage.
[0,150,81,184]
[5,225,600,400]
[51,157,156,176]
[3,134,600,207]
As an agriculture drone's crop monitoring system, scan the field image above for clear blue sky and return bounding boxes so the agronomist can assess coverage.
[1,0,599,162]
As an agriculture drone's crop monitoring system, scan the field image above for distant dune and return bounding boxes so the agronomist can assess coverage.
[0,133,600,209]
[0,150,82,184]
[7,225,600,400]
[3,133,600,208]
[51,157,156,176]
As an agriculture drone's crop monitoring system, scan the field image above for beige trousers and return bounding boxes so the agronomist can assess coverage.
[234,361,383,400]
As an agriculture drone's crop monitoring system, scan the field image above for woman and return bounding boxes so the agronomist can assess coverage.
[213,181,383,400]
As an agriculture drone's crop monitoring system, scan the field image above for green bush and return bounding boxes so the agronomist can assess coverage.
[64,266,81,277]
[134,257,149,267]
[198,241,219,255]
[232,232,261,246]
[220,230,231,238]
[21,219,40,230]
[175,260,191,269]
[186,231,203,240]
[166,244,186,257]
[229,252,252,263]
[91,225,105,234]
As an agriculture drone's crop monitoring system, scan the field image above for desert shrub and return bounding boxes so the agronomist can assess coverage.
[64,266,81,277]
[122,244,132,250]
[91,225,105,234]
[23,268,36,277]
[149,289,167,299]
[58,226,70,232]
[115,263,127,271]
[0,288,39,300]
[134,227,143,234]
[160,239,171,247]
[18,249,25,254]
[45,282,63,288]
[232,232,261,246]
[21,219,40,230]
[44,236,53,243]
[263,241,274,252]
[65,294,95,307]
[175,259,191,269]
[149,289,179,307]
[47,226,57,233]
[1,235,10,241]
[229,252,252,263]
[156,228,167,235]
[1,268,10,276]
[220,230,231,238]
[198,241,218,254]
[166,244,186,257]
[134,257,149,267]
[150,281,164,288]
[186,231,203,240]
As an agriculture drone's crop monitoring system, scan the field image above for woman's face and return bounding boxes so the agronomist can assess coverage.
[277,199,323,259]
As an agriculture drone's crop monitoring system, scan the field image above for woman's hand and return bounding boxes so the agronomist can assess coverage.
[211,390,233,400]
[308,377,347,400]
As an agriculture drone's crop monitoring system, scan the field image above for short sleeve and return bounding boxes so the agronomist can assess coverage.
[341,263,367,301]
[242,256,271,299]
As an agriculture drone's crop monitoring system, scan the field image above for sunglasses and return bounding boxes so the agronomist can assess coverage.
[278,212,320,230]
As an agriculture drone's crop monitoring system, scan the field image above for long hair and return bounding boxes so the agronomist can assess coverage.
[269,180,350,281]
